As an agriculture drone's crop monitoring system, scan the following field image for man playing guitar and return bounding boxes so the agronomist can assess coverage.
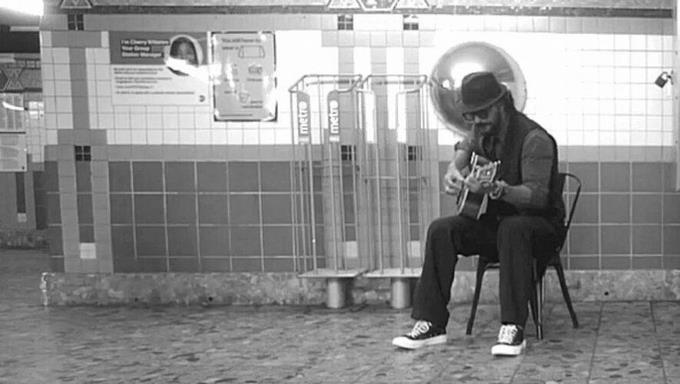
[393,72,565,356]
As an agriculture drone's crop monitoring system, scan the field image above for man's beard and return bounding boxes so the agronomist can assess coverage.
[474,122,497,137]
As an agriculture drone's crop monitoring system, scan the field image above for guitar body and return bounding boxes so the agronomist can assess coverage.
[457,188,488,220]
[456,153,500,220]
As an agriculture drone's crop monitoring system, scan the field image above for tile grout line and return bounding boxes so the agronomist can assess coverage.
[586,301,604,384]
[509,340,526,384]
[650,301,669,384]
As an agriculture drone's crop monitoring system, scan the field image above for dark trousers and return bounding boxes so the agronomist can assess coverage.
[411,214,558,329]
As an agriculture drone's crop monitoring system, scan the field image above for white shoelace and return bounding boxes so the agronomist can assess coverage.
[497,324,517,344]
[407,320,431,337]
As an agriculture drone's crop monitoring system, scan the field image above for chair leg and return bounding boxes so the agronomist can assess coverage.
[466,260,486,335]
[536,277,543,340]
[555,263,579,329]
[529,261,541,340]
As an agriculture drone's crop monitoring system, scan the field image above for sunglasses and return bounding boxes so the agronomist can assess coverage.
[462,106,492,121]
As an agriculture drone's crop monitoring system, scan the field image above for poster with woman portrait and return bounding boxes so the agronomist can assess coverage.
[109,31,210,105]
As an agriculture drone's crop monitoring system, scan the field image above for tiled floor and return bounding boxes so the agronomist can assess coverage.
[1,250,679,384]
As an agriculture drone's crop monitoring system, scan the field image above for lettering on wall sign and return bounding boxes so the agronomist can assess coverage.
[327,90,340,143]
[296,92,310,143]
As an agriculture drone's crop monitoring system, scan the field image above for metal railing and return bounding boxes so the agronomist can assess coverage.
[356,74,439,308]
[288,74,365,281]
[357,74,438,277]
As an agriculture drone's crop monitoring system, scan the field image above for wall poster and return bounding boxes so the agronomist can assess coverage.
[210,32,277,121]
[109,31,210,106]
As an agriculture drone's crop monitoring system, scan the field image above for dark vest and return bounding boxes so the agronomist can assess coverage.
[473,111,565,228]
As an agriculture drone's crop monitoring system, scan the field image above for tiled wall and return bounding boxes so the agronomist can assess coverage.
[0,170,45,231]
[108,160,308,273]
[44,151,330,273]
[0,57,46,235]
[38,14,676,149]
[43,153,680,273]
[38,10,680,273]
[563,161,680,270]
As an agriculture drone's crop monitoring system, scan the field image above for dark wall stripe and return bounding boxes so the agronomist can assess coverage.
[47,5,672,18]
[50,31,103,48]
[15,172,26,214]
[69,48,90,131]
[436,6,671,18]
[0,32,40,53]
[33,171,47,229]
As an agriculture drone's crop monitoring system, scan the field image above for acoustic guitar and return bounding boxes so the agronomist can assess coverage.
[456,153,501,220]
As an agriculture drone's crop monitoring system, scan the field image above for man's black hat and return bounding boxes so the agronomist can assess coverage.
[460,71,507,113]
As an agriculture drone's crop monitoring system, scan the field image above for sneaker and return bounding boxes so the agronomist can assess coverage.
[392,320,447,350]
[491,324,526,356]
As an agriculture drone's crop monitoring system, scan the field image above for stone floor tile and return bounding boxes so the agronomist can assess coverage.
[653,301,680,384]
[510,302,599,384]
[2,251,680,384]
[511,342,593,383]
[435,350,522,383]
[588,302,666,384]
[589,353,666,382]
[597,302,655,331]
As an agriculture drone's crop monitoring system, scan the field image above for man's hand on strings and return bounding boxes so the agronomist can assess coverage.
[464,176,498,195]
[443,166,466,195]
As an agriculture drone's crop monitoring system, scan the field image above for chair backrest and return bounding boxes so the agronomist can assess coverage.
[557,172,582,251]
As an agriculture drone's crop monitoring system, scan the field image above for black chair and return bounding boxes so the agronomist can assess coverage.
[465,172,581,340]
